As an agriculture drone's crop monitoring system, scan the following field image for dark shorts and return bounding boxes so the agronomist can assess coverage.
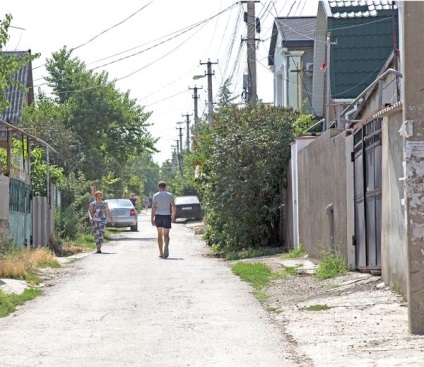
[155,215,172,229]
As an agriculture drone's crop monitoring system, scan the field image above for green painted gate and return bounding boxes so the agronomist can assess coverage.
[9,178,32,247]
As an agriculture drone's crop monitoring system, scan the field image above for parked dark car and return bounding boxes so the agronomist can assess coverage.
[174,195,202,220]
[105,199,138,231]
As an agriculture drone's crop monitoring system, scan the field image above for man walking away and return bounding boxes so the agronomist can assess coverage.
[151,181,176,258]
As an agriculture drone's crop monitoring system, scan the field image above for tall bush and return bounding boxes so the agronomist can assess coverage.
[193,104,313,251]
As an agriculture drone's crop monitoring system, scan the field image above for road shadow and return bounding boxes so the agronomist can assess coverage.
[161,257,185,260]
[111,237,157,242]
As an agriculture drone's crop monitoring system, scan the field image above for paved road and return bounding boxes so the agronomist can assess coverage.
[0,212,295,367]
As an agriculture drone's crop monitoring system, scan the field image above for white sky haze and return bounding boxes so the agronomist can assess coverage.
[3,0,319,164]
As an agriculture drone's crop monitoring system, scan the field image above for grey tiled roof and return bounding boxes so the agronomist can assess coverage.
[268,16,316,66]
[275,17,316,42]
[1,51,34,124]
[328,0,396,18]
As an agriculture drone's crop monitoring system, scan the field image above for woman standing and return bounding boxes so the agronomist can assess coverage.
[88,191,114,253]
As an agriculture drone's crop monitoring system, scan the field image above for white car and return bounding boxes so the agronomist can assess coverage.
[105,199,138,231]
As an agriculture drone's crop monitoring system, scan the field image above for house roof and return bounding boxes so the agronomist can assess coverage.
[328,0,396,18]
[268,17,316,66]
[324,1,397,99]
[1,51,34,124]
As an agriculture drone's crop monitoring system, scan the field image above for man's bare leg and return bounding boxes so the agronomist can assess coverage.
[163,228,170,258]
[157,227,164,257]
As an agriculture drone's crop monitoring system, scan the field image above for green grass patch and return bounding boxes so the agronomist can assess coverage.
[282,265,298,277]
[0,288,42,318]
[253,289,269,303]
[231,261,295,304]
[37,259,61,269]
[282,245,307,259]
[315,252,349,280]
[14,273,44,285]
[302,304,331,311]
[267,306,283,314]
[232,262,273,289]
[225,247,283,261]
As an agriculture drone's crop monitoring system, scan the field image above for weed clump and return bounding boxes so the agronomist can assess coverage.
[315,252,349,280]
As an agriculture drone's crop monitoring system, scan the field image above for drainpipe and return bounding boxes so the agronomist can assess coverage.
[325,203,335,251]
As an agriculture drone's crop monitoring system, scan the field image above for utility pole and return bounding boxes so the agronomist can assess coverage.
[324,33,337,130]
[177,125,184,175]
[189,85,202,125]
[242,0,259,105]
[182,113,192,152]
[200,59,218,126]
[171,145,177,172]
[402,0,424,335]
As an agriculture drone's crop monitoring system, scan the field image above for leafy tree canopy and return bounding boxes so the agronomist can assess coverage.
[191,104,315,251]
[25,47,158,181]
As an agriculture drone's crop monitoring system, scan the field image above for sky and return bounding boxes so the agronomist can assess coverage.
[3,0,319,165]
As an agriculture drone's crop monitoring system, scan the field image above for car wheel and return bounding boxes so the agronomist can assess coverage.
[130,222,138,232]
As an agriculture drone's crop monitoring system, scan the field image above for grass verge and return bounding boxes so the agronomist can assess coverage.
[231,262,297,304]
[0,248,60,280]
[0,288,42,317]
[223,247,283,261]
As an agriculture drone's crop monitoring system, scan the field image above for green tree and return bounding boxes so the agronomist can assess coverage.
[42,47,157,180]
[21,92,79,172]
[192,104,313,251]
[216,78,238,108]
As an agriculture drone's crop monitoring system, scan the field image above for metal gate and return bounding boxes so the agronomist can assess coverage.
[9,177,32,247]
[353,119,382,271]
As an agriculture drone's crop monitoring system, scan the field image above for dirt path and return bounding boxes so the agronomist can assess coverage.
[239,255,424,366]
[0,213,296,367]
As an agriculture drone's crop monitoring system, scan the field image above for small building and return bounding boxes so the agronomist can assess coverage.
[268,16,316,113]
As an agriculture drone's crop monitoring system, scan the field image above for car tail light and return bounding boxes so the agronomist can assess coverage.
[130,208,137,216]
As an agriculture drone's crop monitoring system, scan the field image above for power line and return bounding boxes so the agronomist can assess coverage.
[72,1,154,52]
[32,1,154,71]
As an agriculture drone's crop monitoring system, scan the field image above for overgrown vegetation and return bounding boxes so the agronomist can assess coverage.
[231,261,298,303]
[315,252,350,280]
[283,244,308,259]
[191,104,315,253]
[213,246,283,261]
[0,245,59,280]
[0,288,42,318]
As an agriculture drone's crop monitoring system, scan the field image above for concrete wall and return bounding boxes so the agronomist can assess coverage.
[297,129,354,263]
[381,110,408,298]
[285,159,294,248]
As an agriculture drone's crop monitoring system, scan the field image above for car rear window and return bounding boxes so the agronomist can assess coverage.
[105,199,134,207]
[175,196,200,205]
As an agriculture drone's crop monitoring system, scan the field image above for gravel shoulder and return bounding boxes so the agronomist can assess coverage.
[235,254,424,366]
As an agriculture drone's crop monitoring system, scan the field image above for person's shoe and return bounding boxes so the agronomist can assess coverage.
[164,244,169,259]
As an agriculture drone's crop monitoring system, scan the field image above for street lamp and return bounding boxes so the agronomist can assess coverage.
[192,74,206,80]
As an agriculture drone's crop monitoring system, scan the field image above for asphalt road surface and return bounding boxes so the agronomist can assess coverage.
[0,212,295,367]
